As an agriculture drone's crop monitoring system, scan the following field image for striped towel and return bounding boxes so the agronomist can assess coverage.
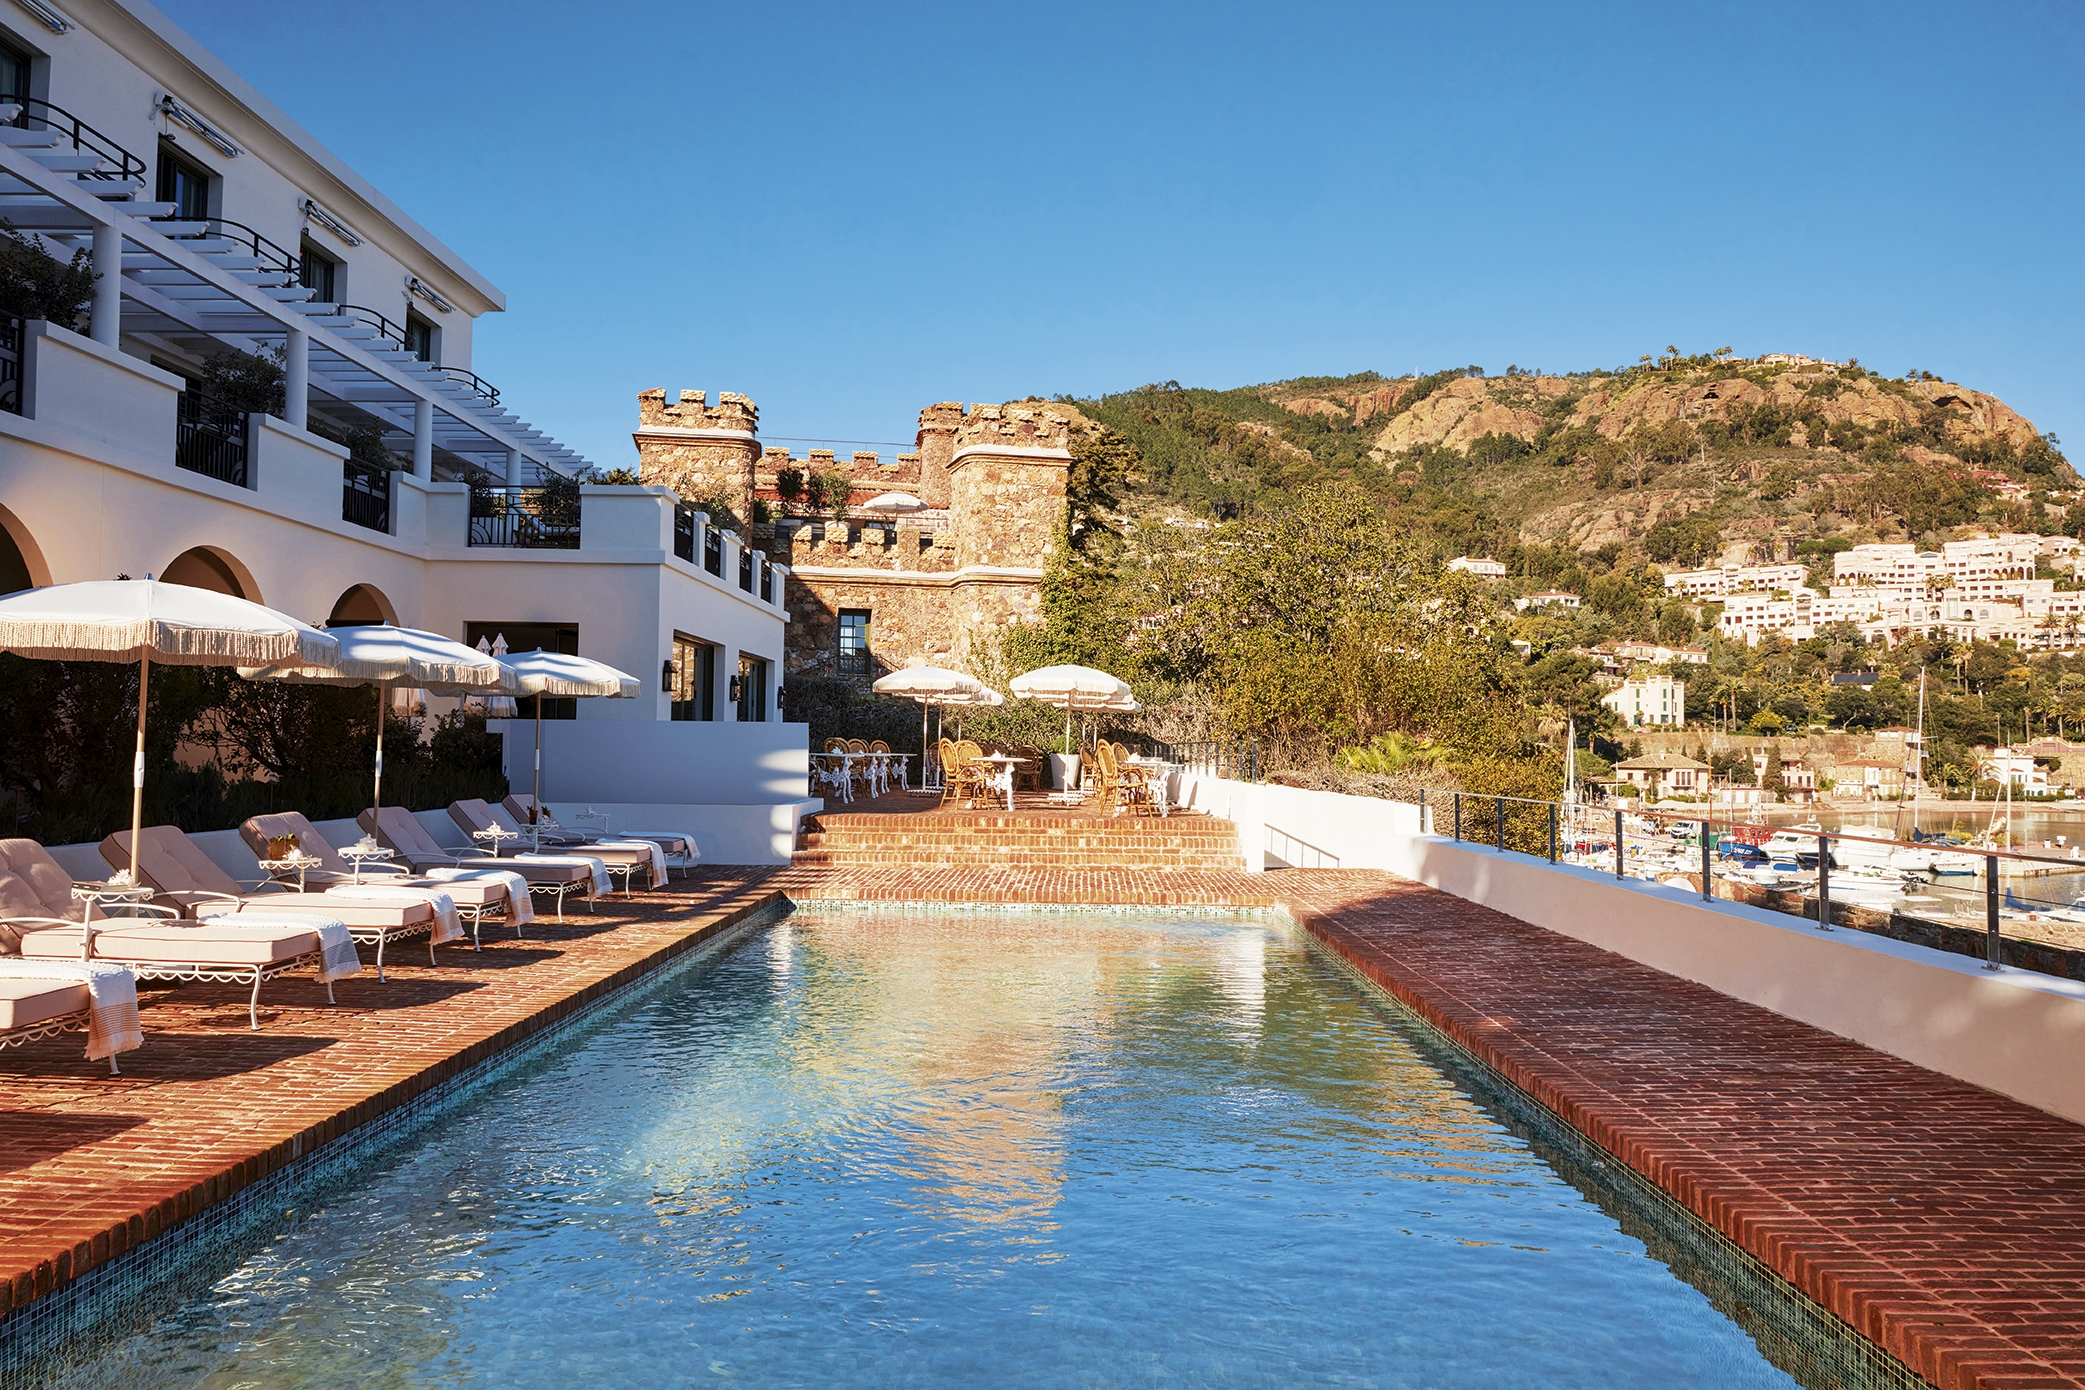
[514,853,610,899]
[421,866,535,926]
[321,885,464,945]
[592,839,667,887]
[617,831,699,868]
[0,958,141,1062]
[197,911,362,982]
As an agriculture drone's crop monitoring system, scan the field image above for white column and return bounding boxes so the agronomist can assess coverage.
[504,447,522,486]
[89,222,121,346]
[412,398,433,481]
[283,329,308,429]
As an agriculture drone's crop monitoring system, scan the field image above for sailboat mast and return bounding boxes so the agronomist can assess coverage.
[1912,668,1926,838]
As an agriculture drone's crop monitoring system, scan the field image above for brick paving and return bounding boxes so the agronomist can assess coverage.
[4,852,2085,1388]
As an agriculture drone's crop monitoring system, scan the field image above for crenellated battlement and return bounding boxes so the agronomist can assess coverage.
[636,388,760,434]
[952,402,1073,454]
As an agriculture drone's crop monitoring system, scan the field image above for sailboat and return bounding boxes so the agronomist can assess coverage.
[1889,670,1939,873]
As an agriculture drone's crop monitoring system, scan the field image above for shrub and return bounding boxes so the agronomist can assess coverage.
[0,219,95,326]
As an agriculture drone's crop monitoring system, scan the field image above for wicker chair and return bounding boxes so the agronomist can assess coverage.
[1113,742,1156,815]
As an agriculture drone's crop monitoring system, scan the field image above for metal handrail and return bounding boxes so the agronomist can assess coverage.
[331,303,407,349]
[440,366,499,406]
[7,97,145,182]
[1433,788,2081,974]
[145,216,301,282]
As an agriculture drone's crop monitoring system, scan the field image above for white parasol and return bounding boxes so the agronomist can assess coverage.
[1009,664,1136,754]
[872,665,989,758]
[860,492,924,512]
[0,580,340,881]
[470,636,519,717]
[238,624,512,821]
[497,650,639,846]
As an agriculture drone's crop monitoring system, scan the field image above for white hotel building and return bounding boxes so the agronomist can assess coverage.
[0,1,810,854]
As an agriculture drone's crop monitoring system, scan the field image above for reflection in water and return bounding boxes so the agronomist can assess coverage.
[71,910,1800,1389]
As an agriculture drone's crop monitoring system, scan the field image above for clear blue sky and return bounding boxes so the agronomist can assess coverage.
[161,1,2085,472]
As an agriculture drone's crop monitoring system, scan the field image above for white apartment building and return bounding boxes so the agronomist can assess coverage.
[1602,674,1686,728]
[1448,555,1506,579]
[1512,589,1580,611]
[1661,562,1808,598]
[1719,589,1814,643]
[1833,544,1945,592]
[0,2,810,851]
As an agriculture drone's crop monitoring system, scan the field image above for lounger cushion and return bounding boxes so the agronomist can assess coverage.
[233,893,433,929]
[245,814,503,907]
[21,923,317,966]
[0,978,90,1029]
[369,806,586,883]
[101,826,247,899]
[0,838,89,939]
[457,799,648,868]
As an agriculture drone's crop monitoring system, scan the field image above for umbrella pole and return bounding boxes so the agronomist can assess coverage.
[371,684,385,823]
[532,696,543,851]
[127,652,149,882]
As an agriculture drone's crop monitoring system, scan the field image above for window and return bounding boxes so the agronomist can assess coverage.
[737,654,768,723]
[0,40,28,109]
[670,632,715,722]
[299,241,336,303]
[404,312,436,363]
[837,608,870,676]
[465,621,577,719]
[156,140,211,221]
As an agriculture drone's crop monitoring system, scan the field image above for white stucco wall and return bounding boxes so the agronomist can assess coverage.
[1176,772,2085,1125]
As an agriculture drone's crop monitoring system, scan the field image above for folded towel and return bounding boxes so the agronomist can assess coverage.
[197,911,361,982]
[591,838,667,888]
[0,958,142,1061]
[420,866,535,926]
[321,885,464,945]
[617,831,699,867]
[514,853,610,899]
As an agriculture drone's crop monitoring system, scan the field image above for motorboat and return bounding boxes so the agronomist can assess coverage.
[1806,870,1918,909]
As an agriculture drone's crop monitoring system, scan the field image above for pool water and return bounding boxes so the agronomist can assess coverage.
[72,909,1804,1387]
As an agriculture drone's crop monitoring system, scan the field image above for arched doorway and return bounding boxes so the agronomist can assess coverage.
[161,546,258,600]
[327,583,396,627]
[0,505,47,593]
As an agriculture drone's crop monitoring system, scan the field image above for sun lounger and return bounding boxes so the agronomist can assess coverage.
[448,799,652,895]
[0,837,350,1030]
[239,812,527,949]
[360,805,593,922]
[103,826,442,981]
[0,960,141,1072]
[503,796,698,880]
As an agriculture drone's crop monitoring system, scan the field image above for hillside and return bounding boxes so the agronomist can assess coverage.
[1066,352,2073,567]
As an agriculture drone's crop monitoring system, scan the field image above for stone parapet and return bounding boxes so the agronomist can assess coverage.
[634,388,761,531]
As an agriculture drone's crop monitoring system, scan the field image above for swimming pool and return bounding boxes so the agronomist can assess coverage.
[42,908,1844,1386]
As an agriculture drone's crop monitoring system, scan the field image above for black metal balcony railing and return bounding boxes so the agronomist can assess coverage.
[760,557,774,603]
[673,505,695,564]
[469,483,580,548]
[175,392,248,487]
[739,547,754,592]
[0,312,21,417]
[5,97,146,183]
[703,526,722,577]
[342,459,391,533]
[156,217,300,281]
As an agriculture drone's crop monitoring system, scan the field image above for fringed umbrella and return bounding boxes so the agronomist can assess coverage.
[1009,664,1135,756]
[498,650,639,846]
[238,624,512,821]
[0,580,339,882]
[872,666,989,771]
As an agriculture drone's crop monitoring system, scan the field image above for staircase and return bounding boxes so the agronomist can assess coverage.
[793,809,1246,871]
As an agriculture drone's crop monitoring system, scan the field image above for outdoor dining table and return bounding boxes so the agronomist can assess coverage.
[1125,756,1180,817]
[972,753,1030,811]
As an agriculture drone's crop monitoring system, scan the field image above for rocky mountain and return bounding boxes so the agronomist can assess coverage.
[1072,353,2072,565]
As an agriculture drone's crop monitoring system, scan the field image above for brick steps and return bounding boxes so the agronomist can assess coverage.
[793,810,1244,872]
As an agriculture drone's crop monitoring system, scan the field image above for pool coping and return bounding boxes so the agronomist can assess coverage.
[9,866,2080,1388]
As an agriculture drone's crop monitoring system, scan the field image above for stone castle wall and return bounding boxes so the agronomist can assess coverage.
[633,388,1072,685]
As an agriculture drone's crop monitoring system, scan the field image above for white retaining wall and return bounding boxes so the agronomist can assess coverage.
[1175,771,2085,1125]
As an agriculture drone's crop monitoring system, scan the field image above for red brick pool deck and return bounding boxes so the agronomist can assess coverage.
[4,862,2084,1388]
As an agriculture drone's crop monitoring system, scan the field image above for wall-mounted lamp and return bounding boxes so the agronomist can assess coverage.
[661,659,676,689]
[157,95,241,157]
[13,0,73,34]
[406,276,455,314]
[729,675,743,704]
[301,197,363,247]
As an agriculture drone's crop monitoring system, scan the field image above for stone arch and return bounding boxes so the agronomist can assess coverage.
[161,545,260,601]
[0,505,50,592]
[327,583,396,627]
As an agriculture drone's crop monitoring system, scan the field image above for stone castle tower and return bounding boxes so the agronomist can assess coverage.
[631,387,1073,681]
[632,389,761,534]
